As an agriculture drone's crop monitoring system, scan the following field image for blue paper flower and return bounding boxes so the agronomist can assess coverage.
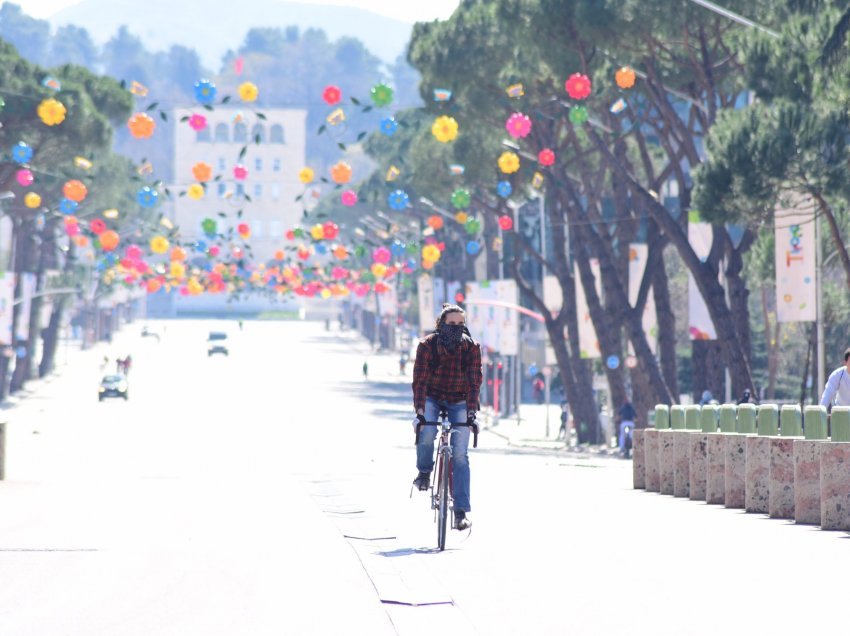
[136,186,159,208]
[390,240,406,257]
[315,242,328,255]
[194,79,217,105]
[380,117,398,136]
[466,240,481,255]
[387,189,410,211]
[12,142,33,164]
[497,181,512,198]
[59,198,78,215]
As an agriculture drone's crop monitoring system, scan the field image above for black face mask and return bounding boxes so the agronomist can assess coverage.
[438,323,464,350]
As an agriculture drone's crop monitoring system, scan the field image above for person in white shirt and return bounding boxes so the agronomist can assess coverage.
[820,348,850,407]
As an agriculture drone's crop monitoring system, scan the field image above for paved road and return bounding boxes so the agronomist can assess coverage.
[0,320,848,635]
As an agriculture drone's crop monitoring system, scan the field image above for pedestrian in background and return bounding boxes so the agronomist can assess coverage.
[362,361,369,380]
[820,347,850,408]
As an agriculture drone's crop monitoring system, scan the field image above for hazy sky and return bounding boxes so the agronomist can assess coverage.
[10,0,462,23]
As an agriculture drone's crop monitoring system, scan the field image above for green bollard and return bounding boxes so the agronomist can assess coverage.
[685,405,702,430]
[804,405,828,440]
[700,404,719,433]
[737,403,757,434]
[671,405,686,430]
[719,404,737,433]
[831,406,850,442]
[655,404,670,430]
[757,404,779,436]
[779,404,803,437]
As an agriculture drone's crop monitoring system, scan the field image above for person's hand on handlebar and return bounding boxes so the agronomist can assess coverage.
[467,410,477,426]
[416,412,427,427]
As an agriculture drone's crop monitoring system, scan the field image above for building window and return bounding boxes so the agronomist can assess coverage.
[251,123,266,144]
[270,124,284,143]
[254,184,262,199]
[217,182,226,198]
[254,220,263,238]
[271,220,281,237]
[273,158,281,172]
[196,127,211,142]
[236,183,245,198]
[218,157,226,171]
[214,123,229,142]
[271,183,280,200]
[255,157,263,172]
[233,122,247,143]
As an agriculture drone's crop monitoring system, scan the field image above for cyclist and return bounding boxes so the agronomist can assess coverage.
[412,303,483,531]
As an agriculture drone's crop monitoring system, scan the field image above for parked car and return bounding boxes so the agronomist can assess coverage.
[207,331,229,356]
[99,374,128,401]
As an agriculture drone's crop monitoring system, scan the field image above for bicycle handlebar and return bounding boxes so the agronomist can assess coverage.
[414,421,478,448]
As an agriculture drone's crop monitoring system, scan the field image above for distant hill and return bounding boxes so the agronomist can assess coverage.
[50,0,413,69]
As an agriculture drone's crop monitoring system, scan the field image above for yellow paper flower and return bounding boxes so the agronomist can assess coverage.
[498,151,520,174]
[320,288,332,299]
[298,167,315,184]
[454,211,468,224]
[310,224,325,240]
[238,82,259,102]
[150,235,170,255]
[422,244,441,263]
[431,115,459,143]
[37,98,66,126]
[24,192,42,208]
[371,263,387,278]
[169,261,186,280]
[187,183,205,200]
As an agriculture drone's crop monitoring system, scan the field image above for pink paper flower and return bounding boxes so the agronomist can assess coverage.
[188,114,208,131]
[233,164,248,180]
[341,189,358,206]
[505,112,532,138]
[323,85,342,105]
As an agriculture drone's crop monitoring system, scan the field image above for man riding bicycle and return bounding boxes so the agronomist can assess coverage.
[412,303,483,531]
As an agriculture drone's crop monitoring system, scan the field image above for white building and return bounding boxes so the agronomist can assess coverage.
[171,106,307,264]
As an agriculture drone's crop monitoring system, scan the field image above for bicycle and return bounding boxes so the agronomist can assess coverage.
[414,408,478,551]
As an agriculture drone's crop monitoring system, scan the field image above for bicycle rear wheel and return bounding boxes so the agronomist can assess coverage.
[437,448,450,551]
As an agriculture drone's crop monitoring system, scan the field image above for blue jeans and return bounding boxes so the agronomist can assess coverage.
[416,397,471,512]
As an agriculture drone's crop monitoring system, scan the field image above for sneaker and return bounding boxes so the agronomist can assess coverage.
[453,510,472,530]
[413,472,430,491]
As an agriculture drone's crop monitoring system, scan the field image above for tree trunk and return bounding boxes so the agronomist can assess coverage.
[761,286,781,400]
[39,297,65,377]
[692,340,725,403]
[653,250,679,399]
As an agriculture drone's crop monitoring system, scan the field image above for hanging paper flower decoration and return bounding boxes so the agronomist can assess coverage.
[330,161,352,185]
[192,161,213,182]
[371,263,388,278]
[238,81,259,102]
[341,190,358,206]
[422,244,441,263]
[465,218,482,235]
[615,66,636,90]
[505,112,532,138]
[187,184,205,200]
[188,114,208,131]
[427,215,444,230]
[171,246,187,262]
[310,224,325,240]
[233,164,248,180]
[137,186,159,208]
[298,167,315,184]
[450,190,470,212]
[59,198,78,215]
[431,115,459,143]
[99,230,120,252]
[569,105,589,125]
[150,235,169,255]
[372,246,392,264]
[323,85,342,105]
[498,151,520,174]
[12,142,33,164]
[565,73,592,100]
[610,98,627,114]
[380,117,398,136]
[63,180,88,202]
[24,192,41,209]
[466,241,481,255]
[538,149,556,167]
[37,98,66,126]
[170,261,186,279]
[455,211,468,224]
[498,215,513,231]
[237,223,250,238]
[15,169,33,187]
[194,79,217,105]
[202,218,217,236]
[128,113,156,139]
[497,181,512,198]
[332,245,349,259]
[323,222,340,240]
[387,189,409,211]
[89,218,106,235]
[370,83,394,107]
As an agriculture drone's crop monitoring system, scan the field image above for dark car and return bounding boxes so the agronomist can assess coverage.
[99,374,128,401]
[207,331,229,356]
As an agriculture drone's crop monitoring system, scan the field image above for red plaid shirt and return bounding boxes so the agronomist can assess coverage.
[412,333,483,412]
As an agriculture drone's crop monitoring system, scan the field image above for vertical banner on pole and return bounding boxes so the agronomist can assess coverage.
[628,243,658,355]
[775,195,817,322]
[417,274,434,335]
[493,279,519,355]
[0,273,14,345]
[15,273,36,341]
[574,260,601,358]
[688,212,717,340]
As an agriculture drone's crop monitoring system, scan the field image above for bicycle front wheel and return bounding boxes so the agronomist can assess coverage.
[437,448,450,551]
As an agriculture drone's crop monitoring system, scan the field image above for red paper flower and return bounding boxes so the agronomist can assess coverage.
[322,85,342,105]
[565,73,592,100]
[89,218,106,235]
[538,148,556,167]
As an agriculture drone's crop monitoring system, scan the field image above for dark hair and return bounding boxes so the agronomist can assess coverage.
[435,303,465,330]
[844,347,850,362]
